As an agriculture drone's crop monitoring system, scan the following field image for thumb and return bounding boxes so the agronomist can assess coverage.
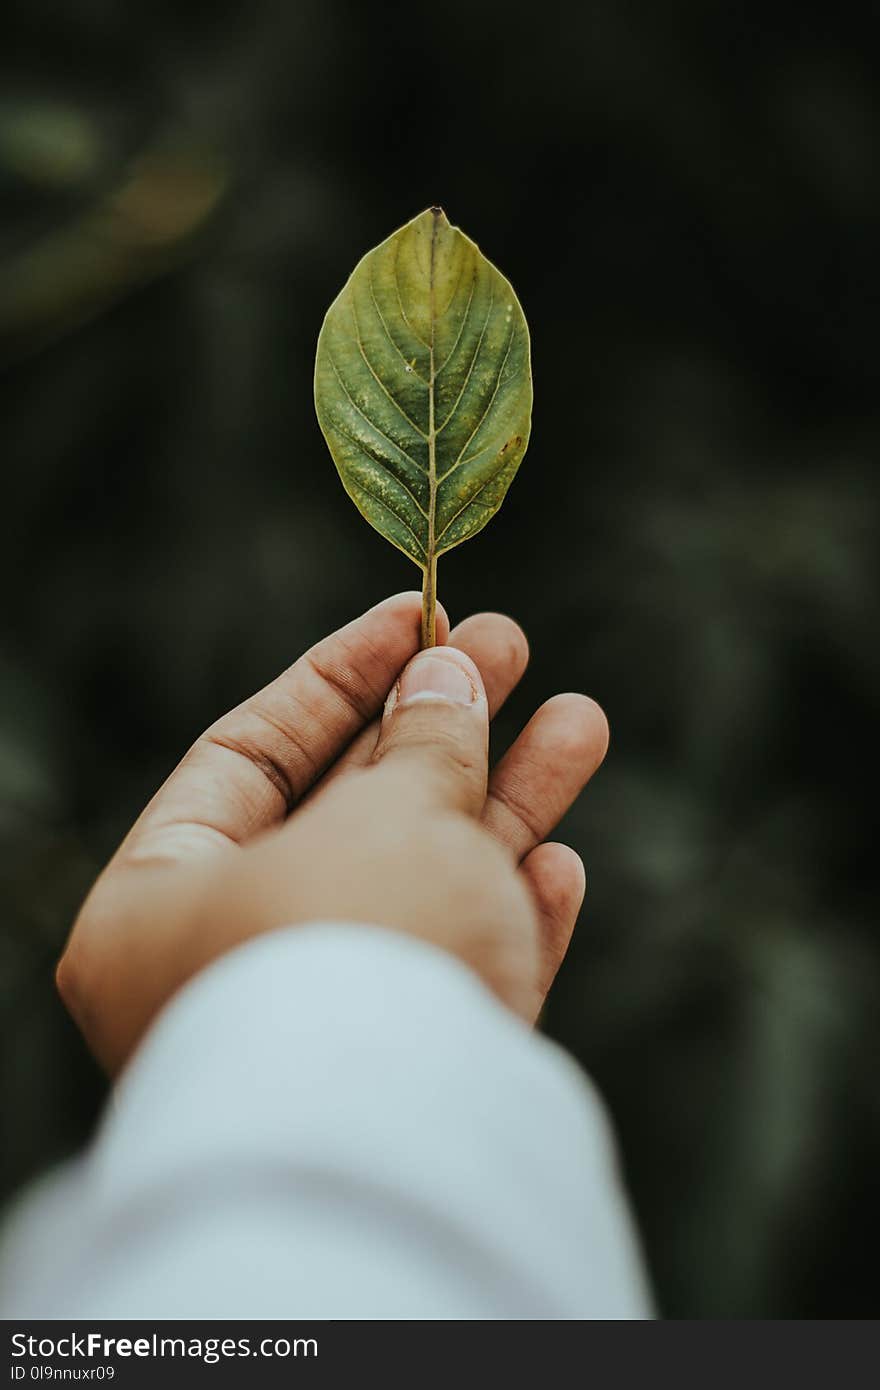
[372,646,489,816]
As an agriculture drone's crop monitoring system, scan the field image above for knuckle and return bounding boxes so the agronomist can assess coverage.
[420,738,482,789]
[388,730,484,804]
[54,946,77,1012]
[202,717,308,813]
[302,646,378,724]
[55,927,91,1029]
[55,879,122,1035]
[492,777,545,847]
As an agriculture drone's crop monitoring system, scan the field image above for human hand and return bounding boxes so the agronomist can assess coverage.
[56,593,609,1075]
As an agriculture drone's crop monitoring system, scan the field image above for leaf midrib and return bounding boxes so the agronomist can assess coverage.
[427,213,439,573]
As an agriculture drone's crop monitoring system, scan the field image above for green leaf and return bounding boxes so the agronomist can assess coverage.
[314,207,532,645]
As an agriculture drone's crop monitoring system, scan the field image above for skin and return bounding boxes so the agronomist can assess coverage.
[56,592,609,1076]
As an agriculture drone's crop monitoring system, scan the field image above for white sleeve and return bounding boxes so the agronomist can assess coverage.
[0,924,652,1319]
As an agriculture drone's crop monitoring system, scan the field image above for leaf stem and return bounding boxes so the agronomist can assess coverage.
[421,555,437,648]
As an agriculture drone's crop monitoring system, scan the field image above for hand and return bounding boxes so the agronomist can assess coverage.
[56,593,609,1075]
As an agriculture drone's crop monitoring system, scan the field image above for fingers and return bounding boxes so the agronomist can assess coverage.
[520,841,586,1020]
[310,611,529,788]
[370,646,489,816]
[121,592,449,864]
[448,612,529,715]
[482,693,609,861]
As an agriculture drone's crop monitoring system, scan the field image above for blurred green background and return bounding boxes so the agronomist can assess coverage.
[2,0,878,1317]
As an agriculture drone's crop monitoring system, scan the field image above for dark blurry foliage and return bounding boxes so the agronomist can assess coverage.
[1,0,878,1317]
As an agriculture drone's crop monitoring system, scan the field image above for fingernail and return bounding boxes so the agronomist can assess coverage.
[397,652,478,707]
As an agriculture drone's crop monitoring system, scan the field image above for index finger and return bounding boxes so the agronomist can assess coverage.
[117,591,449,867]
